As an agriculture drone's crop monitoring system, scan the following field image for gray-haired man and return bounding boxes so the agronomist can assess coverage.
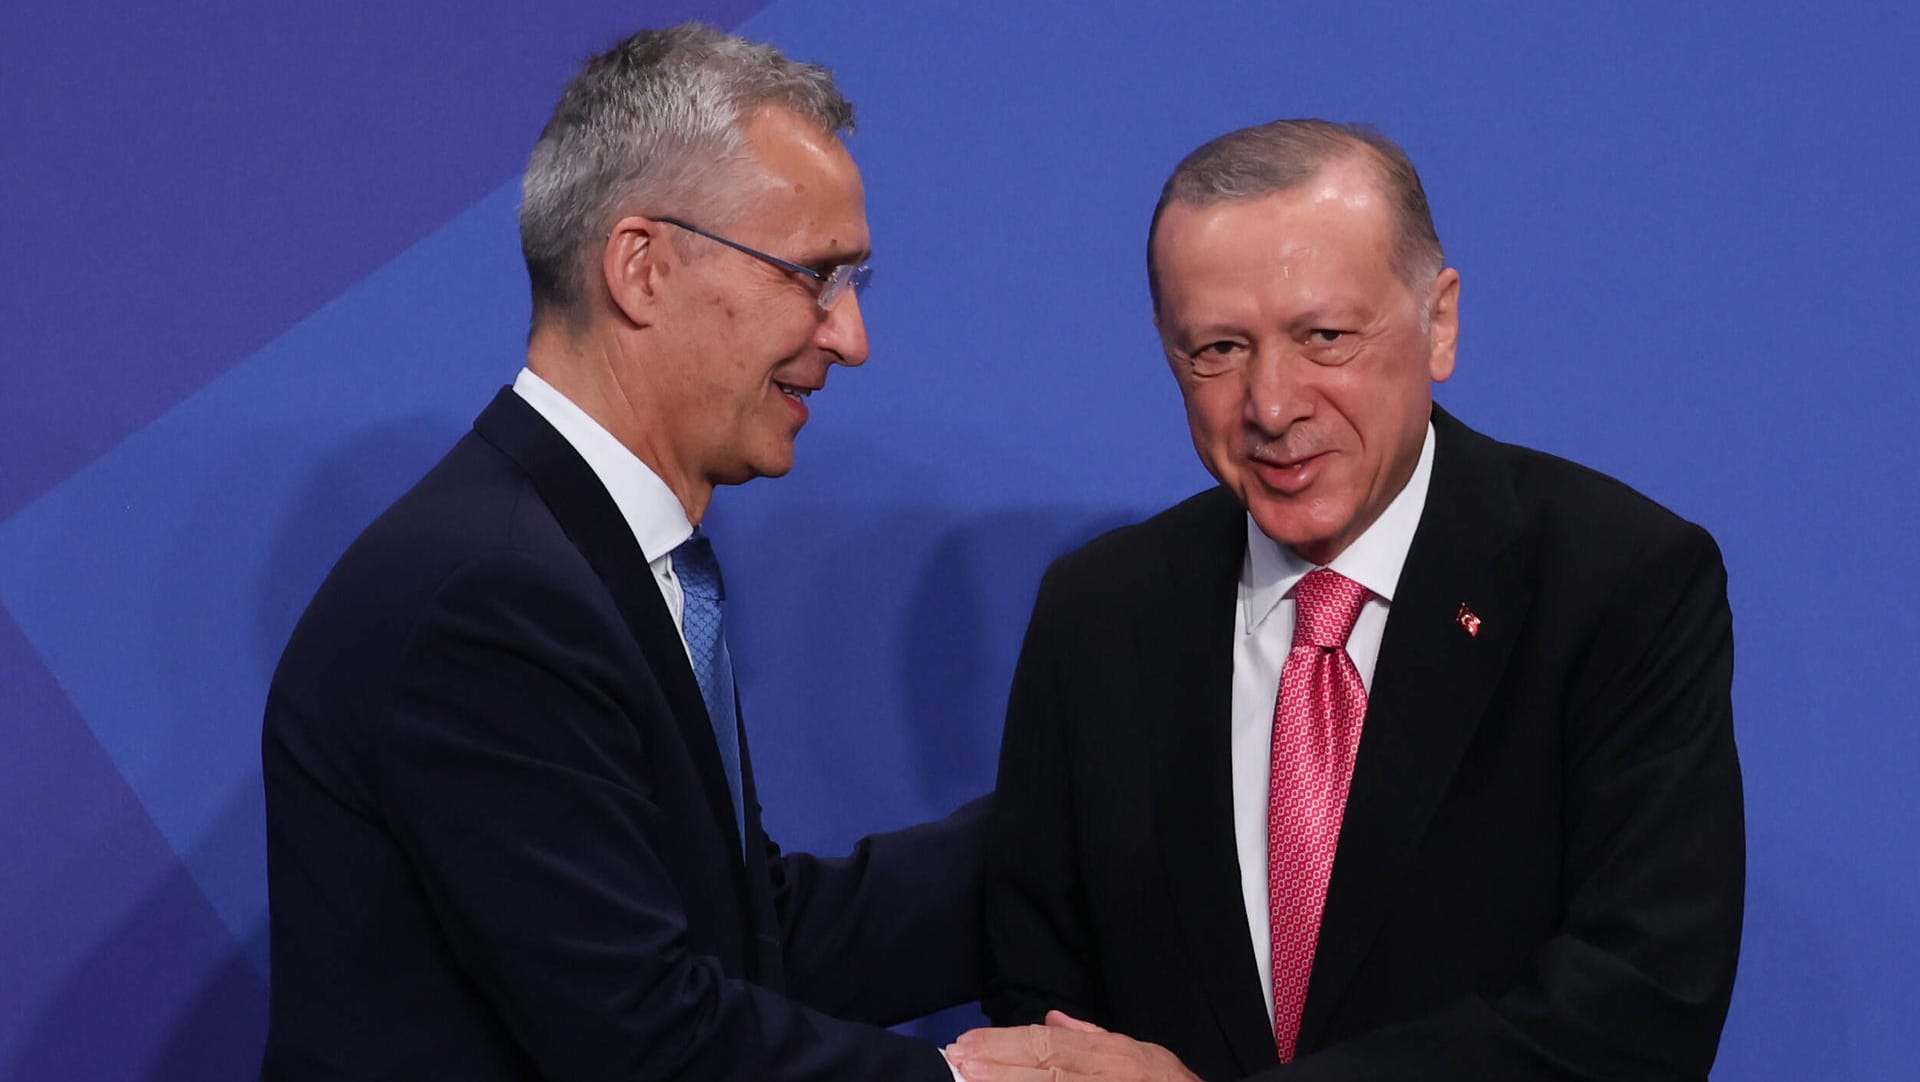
[262,24,986,1081]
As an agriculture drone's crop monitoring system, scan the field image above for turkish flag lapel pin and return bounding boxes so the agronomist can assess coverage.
[1455,603,1482,637]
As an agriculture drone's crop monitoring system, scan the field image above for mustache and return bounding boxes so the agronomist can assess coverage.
[1246,431,1332,467]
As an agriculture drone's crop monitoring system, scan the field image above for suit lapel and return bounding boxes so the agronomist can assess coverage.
[1297,407,1535,1050]
[471,389,750,886]
[733,703,787,988]
[1144,489,1280,1075]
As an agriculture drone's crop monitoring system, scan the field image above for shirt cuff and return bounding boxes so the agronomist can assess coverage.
[940,1046,968,1082]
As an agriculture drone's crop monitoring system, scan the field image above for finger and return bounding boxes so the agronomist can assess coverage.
[1044,1009,1107,1033]
[948,1059,1070,1082]
[948,1038,1059,1082]
[951,1023,1051,1061]
[953,1025,1141,1075]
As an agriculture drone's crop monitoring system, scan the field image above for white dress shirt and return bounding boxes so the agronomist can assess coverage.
[1231,422,1437,1025]
[511,368,699,665]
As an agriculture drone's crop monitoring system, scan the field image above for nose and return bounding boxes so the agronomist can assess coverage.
[818,289,870,367]
[1244,346,1311,436]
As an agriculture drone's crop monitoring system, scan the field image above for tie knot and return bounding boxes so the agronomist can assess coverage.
[674,534,725,602]
[1291,568,1368,650]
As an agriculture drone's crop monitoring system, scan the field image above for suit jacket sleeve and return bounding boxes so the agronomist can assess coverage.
[771,795,993,1025]
[369,551,952,1082]
[984,562,1112,1027]
[1254,523,1744,1081]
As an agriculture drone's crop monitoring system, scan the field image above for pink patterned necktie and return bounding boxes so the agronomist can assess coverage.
[1267,568,1371,1062]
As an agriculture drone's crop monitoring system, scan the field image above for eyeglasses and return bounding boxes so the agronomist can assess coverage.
[654,216,872,312]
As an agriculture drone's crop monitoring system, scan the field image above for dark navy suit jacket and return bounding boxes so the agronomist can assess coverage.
[262,389,986,1081]
[986,407,1744,1080]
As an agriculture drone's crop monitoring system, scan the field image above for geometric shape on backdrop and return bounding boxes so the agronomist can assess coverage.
[0,605,266,1078]
[0,180,532,973]
[0,0,772,521]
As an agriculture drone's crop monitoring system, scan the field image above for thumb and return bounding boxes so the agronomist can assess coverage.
[1044,1010,1107,1033]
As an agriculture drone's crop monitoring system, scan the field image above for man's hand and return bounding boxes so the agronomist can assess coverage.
[946,1011,1204,1082]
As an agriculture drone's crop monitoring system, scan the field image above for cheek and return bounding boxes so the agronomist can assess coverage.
[1182,392,1249,487]
[1182,381,1245,444]
[1318,361,1409,441]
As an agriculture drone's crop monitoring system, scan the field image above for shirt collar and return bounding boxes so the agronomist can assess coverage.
[511,367,693,564]
[1243,419,1437,632]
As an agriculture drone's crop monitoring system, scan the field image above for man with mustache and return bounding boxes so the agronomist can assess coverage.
[262,24,986,1081]
[948,120,1744,1081]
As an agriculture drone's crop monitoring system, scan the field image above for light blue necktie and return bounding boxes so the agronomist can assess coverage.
[672,534,746,851]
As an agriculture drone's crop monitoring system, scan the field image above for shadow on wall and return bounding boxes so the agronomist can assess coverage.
[897,507,1142,808]
[4,866,267,1082]
[252,412,470,679]
[719,495,1153,840]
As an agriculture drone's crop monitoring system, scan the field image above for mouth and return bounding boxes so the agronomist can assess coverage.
[774,380,818,425]
[1250,449,1329,494]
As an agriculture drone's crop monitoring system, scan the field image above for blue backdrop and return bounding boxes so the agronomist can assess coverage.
[3,2,1915,1079]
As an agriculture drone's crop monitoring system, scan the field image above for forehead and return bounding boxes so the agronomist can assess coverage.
[736,107,868,252]
[1152,165,1400,319]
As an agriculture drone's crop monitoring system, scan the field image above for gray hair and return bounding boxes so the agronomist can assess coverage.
[1147,119,1445,311]
[519,23,855,320]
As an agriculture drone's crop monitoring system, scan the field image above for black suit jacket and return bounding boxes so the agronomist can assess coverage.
[985,407,1744,1080]
[262,389,986,1081]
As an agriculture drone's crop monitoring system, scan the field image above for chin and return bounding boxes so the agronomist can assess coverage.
[1246,501,1350,563]
[729,433,798,483]
[749,449,796,480]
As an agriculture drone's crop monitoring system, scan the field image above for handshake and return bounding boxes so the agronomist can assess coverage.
[948,1012,1201,1082]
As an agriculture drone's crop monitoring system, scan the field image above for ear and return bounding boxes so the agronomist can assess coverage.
[601,215,668,327]
[1425,267,1461,383]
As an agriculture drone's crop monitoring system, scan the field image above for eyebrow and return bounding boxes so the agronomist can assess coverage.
[1286,301,1372,328]
[1168,323,1245,349]
[808,241,871,270]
